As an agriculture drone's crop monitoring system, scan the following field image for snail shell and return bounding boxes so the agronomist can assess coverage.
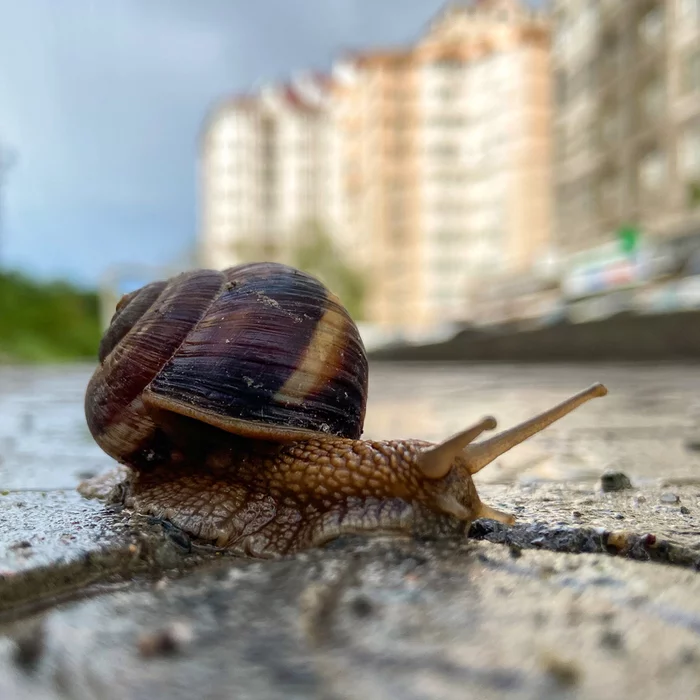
[85,262,368,470]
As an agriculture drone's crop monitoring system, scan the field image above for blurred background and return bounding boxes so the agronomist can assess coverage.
[0,0,699,360]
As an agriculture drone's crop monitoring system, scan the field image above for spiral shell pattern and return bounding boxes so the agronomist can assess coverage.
[85,262,368,469]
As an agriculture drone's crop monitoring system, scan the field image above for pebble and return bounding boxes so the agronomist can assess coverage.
[660,492,680,504]
[137,621,194,658]
[600,630,624,650]
[600,471,632,492]
[349,595,375,619]
[539,651,581,687]
[679,647,698,664]
[680,506,691,515]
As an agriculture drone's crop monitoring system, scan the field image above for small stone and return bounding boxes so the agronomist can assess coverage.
[509,544,522,559]
[614,513,625,520]
[572,511,582,519]
[660,492,680,504]
[679,647,697,664]
[680,506,691,515]
[539,564,557,579]
[349,595,374,619]
[600,630,624,650]
[600,471,632,492]
[540,651,581,687]
[137,621,194,658]
[606,531,630,550]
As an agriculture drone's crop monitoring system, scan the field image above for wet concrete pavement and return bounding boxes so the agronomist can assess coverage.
[1,362,699,699]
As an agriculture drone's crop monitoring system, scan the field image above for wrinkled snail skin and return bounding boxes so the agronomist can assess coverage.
[83,262,609,559]
[118,437,483,558]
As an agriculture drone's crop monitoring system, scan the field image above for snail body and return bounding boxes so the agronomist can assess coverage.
[83,262,607,558]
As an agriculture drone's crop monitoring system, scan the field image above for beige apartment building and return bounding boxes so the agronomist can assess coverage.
[198,0,553,334]
[553,0,700,258]
[332,0,553,332]
[198,74,345,269]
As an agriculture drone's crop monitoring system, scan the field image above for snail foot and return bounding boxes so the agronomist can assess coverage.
[119,467,469,558]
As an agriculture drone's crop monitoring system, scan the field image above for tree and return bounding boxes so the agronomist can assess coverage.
[689,181,700,209]
[290,220,367,320]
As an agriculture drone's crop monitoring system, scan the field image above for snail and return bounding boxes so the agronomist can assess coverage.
[82,261,608,558]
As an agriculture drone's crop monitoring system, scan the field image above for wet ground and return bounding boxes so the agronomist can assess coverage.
[4,362,700,490]
[1,362,699,699]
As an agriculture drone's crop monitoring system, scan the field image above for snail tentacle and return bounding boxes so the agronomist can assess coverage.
[462,384,608,474]
[416,416,497,480]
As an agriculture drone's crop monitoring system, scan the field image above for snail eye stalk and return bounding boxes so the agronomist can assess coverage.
[417,416,497,479]
[418,383,608,480]
[462,383,608,475]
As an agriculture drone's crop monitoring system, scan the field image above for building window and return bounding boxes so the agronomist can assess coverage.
[679,126,700,176]
[638,149,668,191]
[435,230,460,245]
[681,50,700,95]
[432,143,460,160]
[600,108,622,146]
[569,62,595,101]
[434,58,463,73]
[554,70,567,106]
[638,6,665,45]
[599,171,622,216]
[677,0,700,23]
[641,78,666,122]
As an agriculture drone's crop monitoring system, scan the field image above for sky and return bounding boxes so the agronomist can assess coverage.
[0,0,543,288]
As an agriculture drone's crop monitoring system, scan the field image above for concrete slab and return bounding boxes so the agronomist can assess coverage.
[0,489,205,615]
[0,538,698,700]
[1,363,700,699]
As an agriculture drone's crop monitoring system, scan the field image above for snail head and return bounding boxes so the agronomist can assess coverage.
[414,384,609,525]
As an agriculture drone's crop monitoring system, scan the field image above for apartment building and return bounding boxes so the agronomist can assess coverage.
[553,0,700,260]
[332,0,552,331]
[198,0,553,333]
[198,74,344,269]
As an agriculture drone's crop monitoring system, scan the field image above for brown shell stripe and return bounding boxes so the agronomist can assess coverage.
[142,264,367,439]
[85,270,225,461]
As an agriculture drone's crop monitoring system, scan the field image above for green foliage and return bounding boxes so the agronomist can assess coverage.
[689,181,700,208]
[0,270,102,363]
[290,221,367,320]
